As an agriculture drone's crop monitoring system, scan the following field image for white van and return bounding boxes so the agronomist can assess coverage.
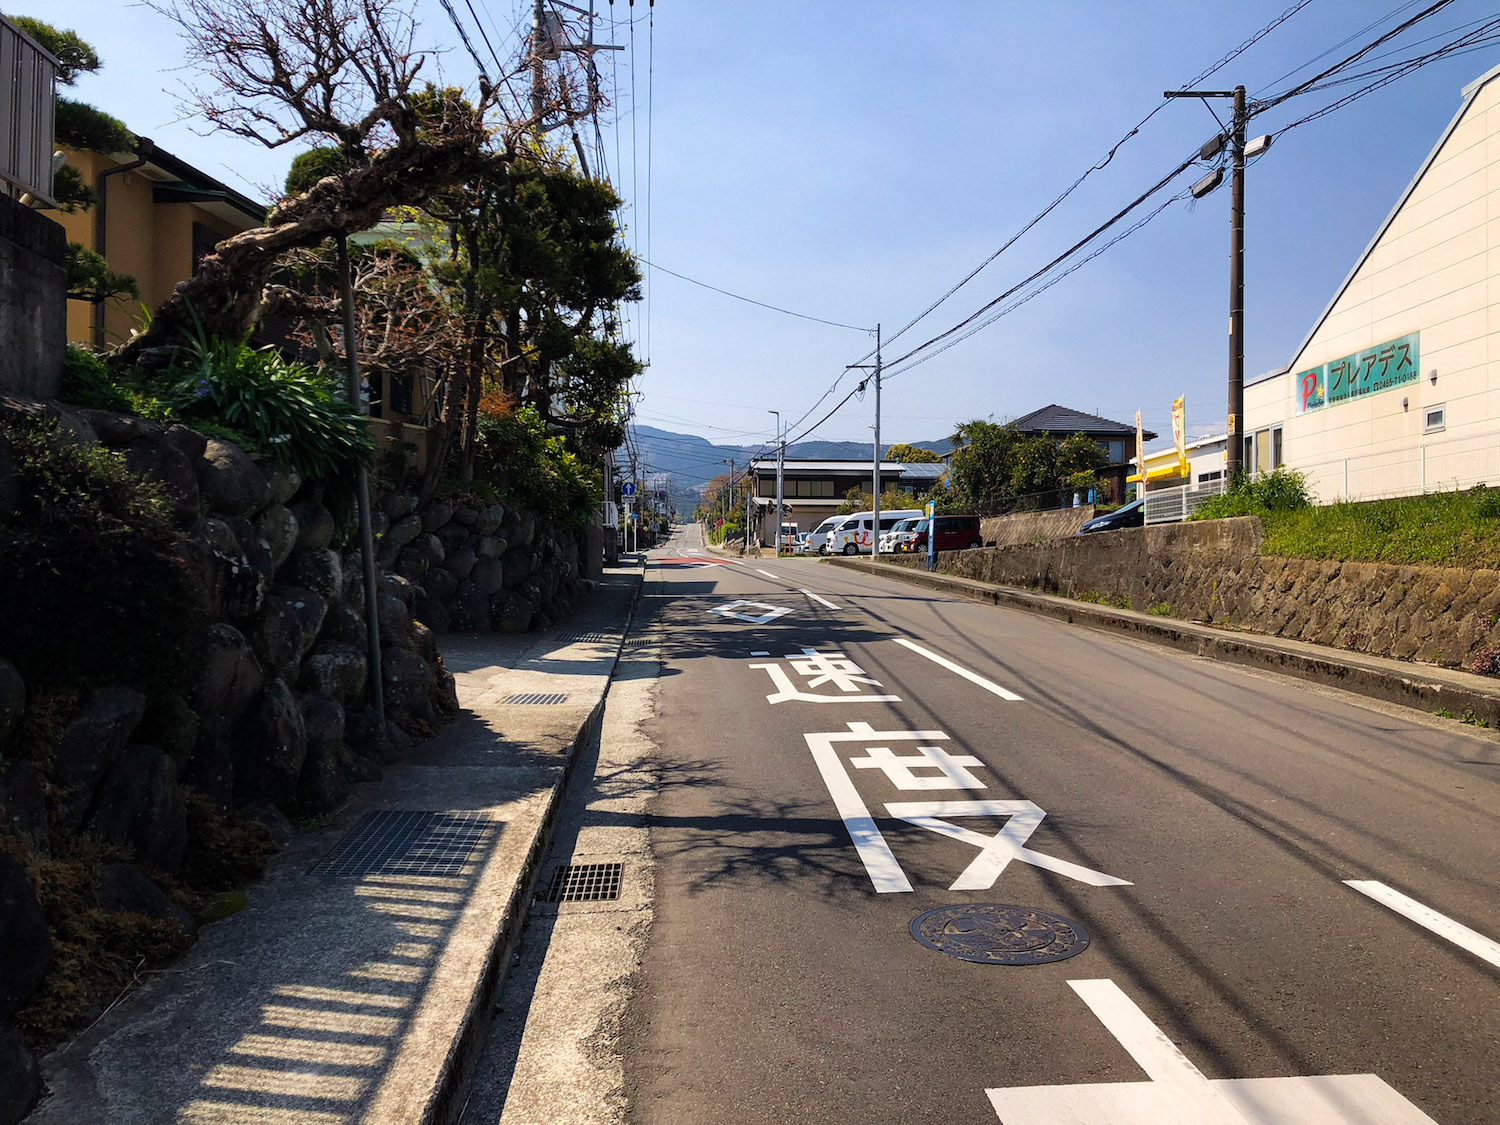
[828,509,925,555]
[807,516,846,555]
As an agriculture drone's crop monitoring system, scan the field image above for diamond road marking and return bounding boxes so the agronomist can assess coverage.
[709,600,791,625]
[986,979,1439,1124]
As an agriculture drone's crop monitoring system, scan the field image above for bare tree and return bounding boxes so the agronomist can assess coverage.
[114,0,560,368]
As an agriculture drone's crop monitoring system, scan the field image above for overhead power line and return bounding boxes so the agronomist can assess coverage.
[640,259,870,332]
[779,0,1318,441]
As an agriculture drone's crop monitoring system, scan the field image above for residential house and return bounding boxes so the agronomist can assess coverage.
[1006,404,1157,502]
[52,140,265,348]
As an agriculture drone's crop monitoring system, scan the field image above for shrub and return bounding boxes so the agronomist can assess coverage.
[163,328,373,486]
[58,345,132,413]
[1192,467,1312,521]
[0,416,203,694]
[470,404,602,530]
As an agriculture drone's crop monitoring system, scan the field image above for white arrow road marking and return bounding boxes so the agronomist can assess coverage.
[801,589,840,610]
[709,601,792,625]
[1345,880,1500,970]
[893,638,1023,700]
[883,800,1131,891]
[987,979,1441,1124]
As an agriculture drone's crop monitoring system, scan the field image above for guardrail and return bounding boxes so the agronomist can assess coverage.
[0,16,57,205]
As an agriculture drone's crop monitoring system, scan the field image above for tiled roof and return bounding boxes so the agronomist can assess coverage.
[1009,404,1156,440]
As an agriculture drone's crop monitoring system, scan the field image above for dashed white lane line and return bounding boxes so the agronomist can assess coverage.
[755,568,777,579]
[1345,880,1500,970]
[892,638,1023,701]
[801,589,840,610]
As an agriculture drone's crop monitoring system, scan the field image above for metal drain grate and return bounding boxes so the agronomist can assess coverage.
[563,631,612,644]
[544,862,623,903]
[313,810,494,877]
[501,692,569,705]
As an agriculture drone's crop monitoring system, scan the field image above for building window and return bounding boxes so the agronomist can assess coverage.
[389,372,414,416]
[1098,439,1125,463]
[191,222,221,274]
[1247,425,1284,475]
[1424,404,1445,433]
[1197,470,1223,484]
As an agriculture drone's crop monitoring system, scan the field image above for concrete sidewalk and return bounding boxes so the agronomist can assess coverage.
[826,555,1500,726]
[28,561,645,1125]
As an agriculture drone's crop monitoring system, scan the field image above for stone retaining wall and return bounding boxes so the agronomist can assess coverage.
[900,517,1500,668]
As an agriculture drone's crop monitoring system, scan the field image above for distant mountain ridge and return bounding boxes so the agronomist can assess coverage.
[629,424,951,505]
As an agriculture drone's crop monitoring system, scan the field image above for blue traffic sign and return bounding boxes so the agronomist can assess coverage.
[621,482,637,497]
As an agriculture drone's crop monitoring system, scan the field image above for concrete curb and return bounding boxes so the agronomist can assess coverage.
[825,556,1500,727]
[420,560,647,1125]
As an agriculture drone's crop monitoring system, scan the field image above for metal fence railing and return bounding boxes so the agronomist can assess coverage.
[0,15,57,205]
[1144,477,1227,525]
[1296,428,1500,503]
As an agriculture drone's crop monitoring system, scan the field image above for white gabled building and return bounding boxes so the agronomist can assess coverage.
[1244,61,1500,502]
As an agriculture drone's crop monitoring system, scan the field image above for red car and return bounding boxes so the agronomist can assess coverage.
[904,514,983,553]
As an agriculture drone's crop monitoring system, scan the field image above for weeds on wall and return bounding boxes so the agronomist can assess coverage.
[470,404,602,530]
[0,416,203,695]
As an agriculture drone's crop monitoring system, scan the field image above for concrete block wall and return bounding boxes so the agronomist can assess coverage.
[0,195,65,399]
[981,505,1096,548]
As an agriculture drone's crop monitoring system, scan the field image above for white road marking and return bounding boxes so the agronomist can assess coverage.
[801,589,840,610]
[987,978,1440,1123]
[885,800,1131,890]
[708,601,791,625]
[752,662,899,704]
[750,651,771,657]
[1345,880,1500,970]
[805,724,950,893]
[755,568,777,579]
[892,638,1023,701]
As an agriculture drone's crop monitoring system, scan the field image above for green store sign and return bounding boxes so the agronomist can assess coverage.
[1294,332,1419,415]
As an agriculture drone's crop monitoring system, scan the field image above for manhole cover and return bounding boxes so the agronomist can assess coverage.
[909,903,1089,965]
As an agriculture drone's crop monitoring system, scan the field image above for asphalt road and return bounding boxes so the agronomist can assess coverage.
[615,524,1499,1125]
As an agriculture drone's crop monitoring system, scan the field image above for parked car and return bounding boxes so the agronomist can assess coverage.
[879,517,923,554]
[829,509,925,555]
[906,513,983,553]
[808,515,845,555]
[1077,499,1145,535]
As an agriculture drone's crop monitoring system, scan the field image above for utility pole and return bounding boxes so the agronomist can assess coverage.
[872,323,882,556]
[531,0,547,122]
[1166,83,1253,479]
[768,410,784,555]
[743,464,754,557]
[1228,84,1247,479]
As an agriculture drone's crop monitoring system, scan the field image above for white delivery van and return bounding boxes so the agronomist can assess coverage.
[807,515,846,555]
[828,509,924,555]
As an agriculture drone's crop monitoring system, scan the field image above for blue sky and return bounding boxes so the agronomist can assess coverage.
[17,1,1500,455]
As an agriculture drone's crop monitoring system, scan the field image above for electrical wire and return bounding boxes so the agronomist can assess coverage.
[437,0,493,82]
[778,0,1319,440]
[639,259,869,331]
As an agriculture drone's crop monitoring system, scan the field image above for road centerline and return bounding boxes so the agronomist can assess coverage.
[801,589,840,610]
[1344,880,1500,970]
[892,637,1024,701]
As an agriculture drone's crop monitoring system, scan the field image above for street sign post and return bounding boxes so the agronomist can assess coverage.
[925,500,937,572]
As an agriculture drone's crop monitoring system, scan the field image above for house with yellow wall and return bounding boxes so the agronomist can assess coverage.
[52,140,265,348]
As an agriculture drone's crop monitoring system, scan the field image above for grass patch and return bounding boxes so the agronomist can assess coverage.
[1259,487,1500,570]
[1147,601,1172,616]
